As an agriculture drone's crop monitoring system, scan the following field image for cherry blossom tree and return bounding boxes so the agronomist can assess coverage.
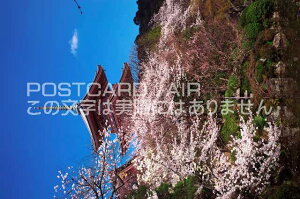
[213,116,281,198]
[133,115,281,198]
[133,115,220,187]
[54,132,125,199]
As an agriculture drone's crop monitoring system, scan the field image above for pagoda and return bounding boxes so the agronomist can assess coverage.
[78,64,134,153]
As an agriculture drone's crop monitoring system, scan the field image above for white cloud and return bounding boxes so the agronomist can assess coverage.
[69,29,78,56]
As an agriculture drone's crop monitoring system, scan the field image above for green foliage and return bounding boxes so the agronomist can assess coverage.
[230,47,240,61]
[172,176,197,199]
[255,60,274,82]
[266,41,273,45]
[265,59,274,69]
[181,26,199,40]
[221,113,240,144]
[228,75,238,89]
[241,61,249,74]
[256,63,264,83]
[240,0,274,27]
[225,90,234,98]
[138,26,161,50]
[253,133,261,142]
[127,177,198,199]
[241,78,251,93]
[136,177,198,199]
[253,115,267,130]
[155,183,172,199]
[225,75,239,97]
[126,186,149,199]
[230,150,237,163]
[262,83,268,91]
[240,0,274,49]
[263,181,300,199]
[245,23,263,40]
[262,18,272,28]
[213,71,226,85]
[242,40,255,49]
[241,62,251,93]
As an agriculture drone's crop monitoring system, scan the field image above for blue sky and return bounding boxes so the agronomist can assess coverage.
[0,0,138,198]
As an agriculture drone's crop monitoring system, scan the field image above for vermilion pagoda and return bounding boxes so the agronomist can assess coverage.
[78,63,133,154]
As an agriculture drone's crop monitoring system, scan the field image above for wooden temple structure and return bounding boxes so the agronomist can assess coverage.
[78,63,133,153]
[113,159,138,199]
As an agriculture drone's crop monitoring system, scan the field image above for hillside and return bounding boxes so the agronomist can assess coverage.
[129,0,300,198]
